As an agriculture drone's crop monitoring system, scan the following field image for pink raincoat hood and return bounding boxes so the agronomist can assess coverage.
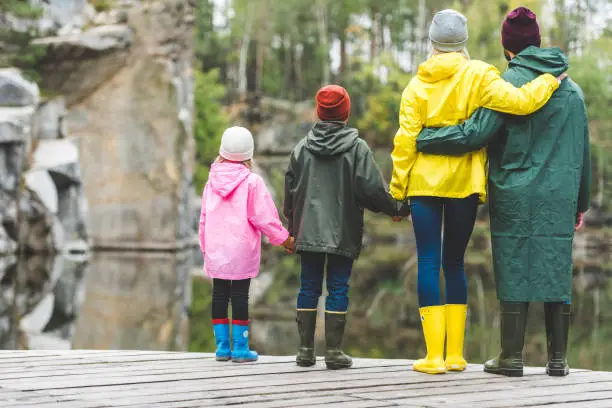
[207,163,251,198]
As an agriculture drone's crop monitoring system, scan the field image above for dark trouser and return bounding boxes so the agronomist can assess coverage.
[297,252,353,312]
[411,195,478,307]
[211,278,251,322]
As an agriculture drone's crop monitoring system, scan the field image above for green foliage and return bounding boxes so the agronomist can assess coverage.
[0,0,42,19]
[188,278,215,352]
[10,43,47,82]
[569,41,612,122]
[353,58,413,146]
[193,69,229,192]
[90,0,113,12]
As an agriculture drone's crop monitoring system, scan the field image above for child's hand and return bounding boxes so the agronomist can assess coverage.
[282,236,296,253]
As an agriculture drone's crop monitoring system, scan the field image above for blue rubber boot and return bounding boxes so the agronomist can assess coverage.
[212,320,231,361]
[231,321,259,363]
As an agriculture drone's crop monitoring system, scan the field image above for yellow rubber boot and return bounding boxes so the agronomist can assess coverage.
[413,306,447,374]
[445,304,468,371]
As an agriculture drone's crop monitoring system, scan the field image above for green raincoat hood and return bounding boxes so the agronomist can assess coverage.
[305,122,359,156]
[509,46,568,77]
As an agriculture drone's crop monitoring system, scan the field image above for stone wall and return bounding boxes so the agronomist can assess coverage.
[31,0,196,250]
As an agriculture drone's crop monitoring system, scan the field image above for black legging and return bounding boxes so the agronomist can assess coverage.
[212,278,251,322]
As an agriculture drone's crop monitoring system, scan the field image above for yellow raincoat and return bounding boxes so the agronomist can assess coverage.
[389,52,560,202]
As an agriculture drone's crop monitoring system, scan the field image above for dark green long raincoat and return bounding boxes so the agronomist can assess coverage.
[417,46,591,302]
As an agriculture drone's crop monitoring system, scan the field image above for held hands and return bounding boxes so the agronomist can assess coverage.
[393,199,411,222]
[282,236,296,253]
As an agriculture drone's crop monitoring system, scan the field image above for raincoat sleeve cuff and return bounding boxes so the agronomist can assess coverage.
[542,73,560,89]
[268,227,290,247]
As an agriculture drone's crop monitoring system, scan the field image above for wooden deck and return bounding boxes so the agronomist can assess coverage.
[0,351,611,407]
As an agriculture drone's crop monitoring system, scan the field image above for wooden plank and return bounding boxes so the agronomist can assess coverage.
[0,358,322,380]
[386,382,612,406]
[0,355,413,378]
[451,390,612,408]
[353,376,612,401]
[0,364,412,393]
[1,363,421,393]
[17,369,416,403]
[32,365,550,402]
[0,354,216,368]
[43,370,549,406]
[221,395,362,407]
[201,371,611,406]
[0,356,310,377]
[4,402,109,408]
[529,399,612,408]
[296,401,399,408]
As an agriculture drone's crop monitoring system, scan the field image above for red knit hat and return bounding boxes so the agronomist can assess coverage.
[502,7,541,55]
[315,85,351,122]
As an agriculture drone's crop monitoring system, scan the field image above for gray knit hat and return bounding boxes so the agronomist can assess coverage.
[429,9,468,52]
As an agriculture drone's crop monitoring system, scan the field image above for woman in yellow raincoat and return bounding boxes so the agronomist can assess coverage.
[389,9,564,375]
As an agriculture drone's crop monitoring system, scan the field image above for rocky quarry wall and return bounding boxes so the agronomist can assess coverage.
[2,0,196,252]
[0,0,195,349]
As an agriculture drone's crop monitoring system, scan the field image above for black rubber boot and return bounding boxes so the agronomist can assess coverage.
[324,312,353,370]
[484,302,529,377]
[545,302,571,376]
[296,310,317,367]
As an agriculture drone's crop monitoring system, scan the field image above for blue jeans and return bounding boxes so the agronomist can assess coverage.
[297,252,353,312]
[411,195,478,307]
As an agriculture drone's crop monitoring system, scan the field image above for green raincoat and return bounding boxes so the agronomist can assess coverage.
[416,46,591,302]
[284,121,407,259]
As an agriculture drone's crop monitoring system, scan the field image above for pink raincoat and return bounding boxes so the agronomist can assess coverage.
[199,162,289,280]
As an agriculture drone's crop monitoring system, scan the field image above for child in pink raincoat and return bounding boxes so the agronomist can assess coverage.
[199,126,295,363]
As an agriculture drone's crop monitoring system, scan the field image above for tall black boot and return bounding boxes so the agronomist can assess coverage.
[324,312,353,370]
[545,302,571,376]
[296,310,317,367]
[484,302,529,377]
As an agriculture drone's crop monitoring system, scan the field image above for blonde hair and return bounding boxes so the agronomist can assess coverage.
[428,47,471,60]
[215,156,254,171]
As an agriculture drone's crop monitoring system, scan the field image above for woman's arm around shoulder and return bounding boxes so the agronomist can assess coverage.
[476,61,560,115]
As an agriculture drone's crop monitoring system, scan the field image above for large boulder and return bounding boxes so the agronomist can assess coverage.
[30,0,89,33]
[32,25,133,105]
[27,139,89,251]
[0,69,40,108]
[34,97,67,140]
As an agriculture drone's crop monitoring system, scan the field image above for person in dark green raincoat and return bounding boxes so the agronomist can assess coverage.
[416,7,591,378]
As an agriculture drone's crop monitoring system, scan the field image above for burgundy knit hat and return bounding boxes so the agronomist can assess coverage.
[315,85,351,122]
[502,6,541,55]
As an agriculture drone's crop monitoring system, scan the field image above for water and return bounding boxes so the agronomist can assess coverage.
[1,240,610,371]
[0,251,192,351]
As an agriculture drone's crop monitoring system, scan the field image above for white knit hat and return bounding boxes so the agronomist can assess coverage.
[219,126,254,162]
